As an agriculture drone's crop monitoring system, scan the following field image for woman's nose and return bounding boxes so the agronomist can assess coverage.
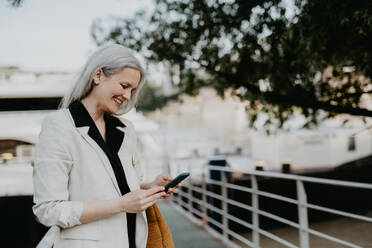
[122,90,131,101]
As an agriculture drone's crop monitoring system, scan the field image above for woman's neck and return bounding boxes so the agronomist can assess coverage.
[81,97,105,124]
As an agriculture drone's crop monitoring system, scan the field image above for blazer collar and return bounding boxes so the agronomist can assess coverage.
[69,101,126,153]
[68,101,126,129]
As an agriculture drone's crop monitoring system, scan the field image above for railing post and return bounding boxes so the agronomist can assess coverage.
[221,171,229,242]
[177,167,183,207]
[201,164,207,226]
[188,164,193,213]
[251,175,260,248]
[297,180,309,248]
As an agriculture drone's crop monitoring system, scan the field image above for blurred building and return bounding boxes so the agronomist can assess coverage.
[147,86,372,176]
[149,87,251,158]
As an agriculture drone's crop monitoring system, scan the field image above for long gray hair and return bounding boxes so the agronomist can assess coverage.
[60,44,145,115]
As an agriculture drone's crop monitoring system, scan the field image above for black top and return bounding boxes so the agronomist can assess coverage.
[69,101,136,248]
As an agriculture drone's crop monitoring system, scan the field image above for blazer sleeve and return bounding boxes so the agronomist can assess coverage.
[32,114,83,228]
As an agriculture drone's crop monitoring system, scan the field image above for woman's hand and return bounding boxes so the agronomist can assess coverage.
[141,174,181,199]
[117,186,166,213]
[153,174,171,187]
[152,174,180,199]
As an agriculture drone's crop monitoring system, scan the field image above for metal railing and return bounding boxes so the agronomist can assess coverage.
[169,165,372,248]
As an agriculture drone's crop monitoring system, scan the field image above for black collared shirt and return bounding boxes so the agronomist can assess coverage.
[69,101,136,248]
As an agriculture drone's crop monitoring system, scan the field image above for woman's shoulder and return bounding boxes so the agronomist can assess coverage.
[41,109,72,130]
[117,117,138,139]
[38,109,75,145]
[120,117,133,127]
[115,116,135,130]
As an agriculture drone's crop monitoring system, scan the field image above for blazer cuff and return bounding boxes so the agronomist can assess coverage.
[59,201,83,228]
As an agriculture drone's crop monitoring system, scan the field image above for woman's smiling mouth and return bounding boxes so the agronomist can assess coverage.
[113,96,124,105]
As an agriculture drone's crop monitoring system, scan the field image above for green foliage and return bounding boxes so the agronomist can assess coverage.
[136,81,179,113]
[0,66,20,70]
[6,0,23,7]
[92,0,372,128]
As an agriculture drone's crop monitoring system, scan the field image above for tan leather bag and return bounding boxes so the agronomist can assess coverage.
[146,203,175,248]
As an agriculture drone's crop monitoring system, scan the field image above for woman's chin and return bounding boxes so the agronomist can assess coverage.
[105,104,119,114]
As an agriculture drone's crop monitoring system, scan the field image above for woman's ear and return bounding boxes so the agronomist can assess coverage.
[93,68,104,85]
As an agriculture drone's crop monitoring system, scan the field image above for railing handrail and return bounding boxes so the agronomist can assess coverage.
[174,189,364,248]
[207,165,372,190]
[170,163,372,248]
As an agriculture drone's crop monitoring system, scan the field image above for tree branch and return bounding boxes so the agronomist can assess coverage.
[328,89,372,102]
[197,61,372,117]
[261,88,372,117]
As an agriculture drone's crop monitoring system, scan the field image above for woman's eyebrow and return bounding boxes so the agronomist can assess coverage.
[121,81,137,89]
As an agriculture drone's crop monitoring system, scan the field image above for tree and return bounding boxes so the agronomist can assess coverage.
[136,81,179,113]
[98,0,371,128]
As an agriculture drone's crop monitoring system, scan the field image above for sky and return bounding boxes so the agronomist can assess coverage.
[0,0,153,72]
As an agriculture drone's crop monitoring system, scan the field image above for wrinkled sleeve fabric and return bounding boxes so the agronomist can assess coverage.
[32,114,83,229]
[132,151,145,184]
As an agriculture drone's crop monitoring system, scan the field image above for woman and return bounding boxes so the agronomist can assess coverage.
[33,44,177,248]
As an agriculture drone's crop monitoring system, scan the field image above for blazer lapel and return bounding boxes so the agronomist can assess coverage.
[114,125,148,226]
[116,126,126,134]
[77,126,122,196]
[116,127,147,225]
[117,126,138,192]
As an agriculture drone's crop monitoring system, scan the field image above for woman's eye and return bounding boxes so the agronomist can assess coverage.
[121,84,128,89]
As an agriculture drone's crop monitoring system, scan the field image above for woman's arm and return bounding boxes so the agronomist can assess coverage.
[79,199,120,224]
[33,115,84,228]
[80,186,166,224]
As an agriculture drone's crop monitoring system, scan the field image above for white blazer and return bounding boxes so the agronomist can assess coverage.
[32,108,148,248]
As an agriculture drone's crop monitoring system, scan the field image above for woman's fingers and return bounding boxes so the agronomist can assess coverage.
[162,175,172,181]
[152,191,167,200]
[144,186,164,197]
[168,187,178,193]
[144,198,160,209]
[142,190,166,205]
[153,174,172,187]
[138,182,179,209]
[143,192,166,208]
[120,187,167,213]
[161,174,172,180]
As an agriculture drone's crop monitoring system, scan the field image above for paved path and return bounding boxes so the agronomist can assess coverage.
[157,200,225,248]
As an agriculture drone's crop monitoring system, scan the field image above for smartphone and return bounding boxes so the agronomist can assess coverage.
[164,172,190,192]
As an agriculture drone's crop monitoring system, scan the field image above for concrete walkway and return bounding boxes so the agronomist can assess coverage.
[157,200,225,248]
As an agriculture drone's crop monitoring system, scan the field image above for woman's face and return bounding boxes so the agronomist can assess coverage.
[93,67,141,114]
